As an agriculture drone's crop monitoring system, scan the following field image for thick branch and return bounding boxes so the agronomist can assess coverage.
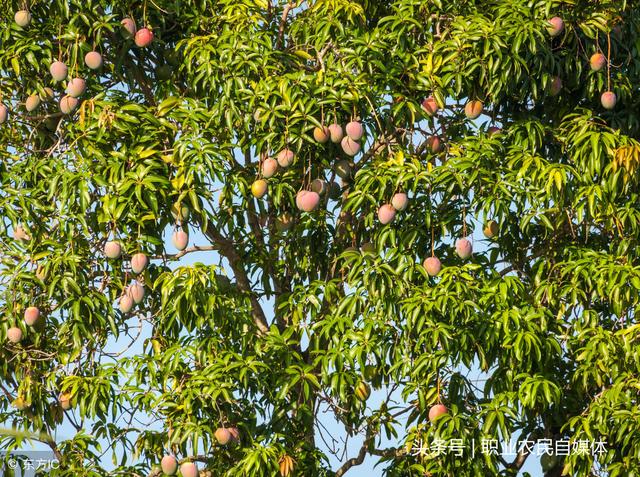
[506,431,539,473]
[334,423,376,477]
[202,222,269,333]
[276,2,294,49]
[509,447,530,471]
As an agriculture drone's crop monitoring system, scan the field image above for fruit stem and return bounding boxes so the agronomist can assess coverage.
[74,35,79,77]
[143,0,148,26]
[431,226,434,257]
[57,26,62,61]
[462,207,467,238]
[607,31,611,92]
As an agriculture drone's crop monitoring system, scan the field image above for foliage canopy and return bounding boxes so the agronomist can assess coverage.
[1,0,640,476]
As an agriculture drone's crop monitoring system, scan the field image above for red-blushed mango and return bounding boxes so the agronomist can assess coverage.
[423,256,442,277]
[296,190,320,212]
[25,94,41,112]
[24,307,40,326]
[455,238,472,259]
[345,121,364,141]
[464,100,483,119]
[428,404,448,422]
[128,283,145,304]
[104,241,122,259]
[180,462,199,477]
[135,27,154,47]
[84,51,103,70]
[215,427,232,445]
[377,204,396,225]
[601,91,617,110]
[262,157,278,178]
[161,455,178,475]
[121,18,136,38]
[172,230,188,251]
[547,16,564,37]
[549,77,562,96]
[422,96,438,116]
[119,294,134,313]
[277,148,294,168]
[14,10,31,27]
[590,53,606,71]
[67,78,86,98]
[328,123,344,143]
[251,179,268,198]
[488,126,501,136]
[391,192,408,211]
[0,104,8,124]
[7,327,22,344]
[427,135,442,153]
[313,125,330,143]
[131,253,149,274]
[50,61,68,82]
[341,136,360,156]
[483,220,499,239]
[59,95,79,114]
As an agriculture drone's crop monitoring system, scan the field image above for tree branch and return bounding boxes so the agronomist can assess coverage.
[506,430,540,472]
[334,422,376,477]
[276,2,295,49]
[201,221,269,334]
[151,245,218,261]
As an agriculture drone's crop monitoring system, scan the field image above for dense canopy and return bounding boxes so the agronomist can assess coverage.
[1,0,640,476]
